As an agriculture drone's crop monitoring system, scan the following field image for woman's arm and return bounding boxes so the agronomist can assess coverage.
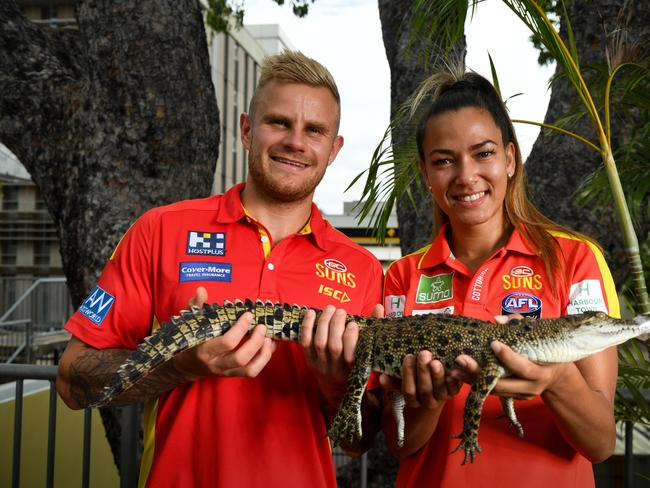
[490,342,617,463]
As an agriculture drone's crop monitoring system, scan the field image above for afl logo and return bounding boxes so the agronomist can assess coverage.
[510,266,533,277]
[501,292,542,318]
[324,258,347,273]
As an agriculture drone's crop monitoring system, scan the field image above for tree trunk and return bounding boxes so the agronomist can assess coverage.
[0,0,219,472]
[378,0,435,256]
[524,0,650,286]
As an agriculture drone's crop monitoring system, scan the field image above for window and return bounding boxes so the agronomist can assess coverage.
[1,241,17,266]
[2,186,19,210]
[34,241,51,267]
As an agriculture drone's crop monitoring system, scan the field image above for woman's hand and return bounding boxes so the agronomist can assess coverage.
[380,351,461,410]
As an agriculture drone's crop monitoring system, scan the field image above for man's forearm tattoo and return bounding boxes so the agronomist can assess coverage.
[69,349,188,407]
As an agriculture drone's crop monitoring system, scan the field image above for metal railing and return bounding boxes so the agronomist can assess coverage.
[1,363,646,487]
[0,363,139,488]
[0,277,72,363]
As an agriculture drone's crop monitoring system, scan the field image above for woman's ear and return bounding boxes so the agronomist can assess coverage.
[505,142,516,178]
[418,160,431,191]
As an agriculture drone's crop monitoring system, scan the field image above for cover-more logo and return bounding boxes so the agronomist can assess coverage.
[415,273,453,304]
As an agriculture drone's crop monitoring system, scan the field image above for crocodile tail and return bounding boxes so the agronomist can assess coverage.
[90,299,345,407]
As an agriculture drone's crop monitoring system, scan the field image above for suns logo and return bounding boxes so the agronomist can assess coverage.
[315,259,356,288]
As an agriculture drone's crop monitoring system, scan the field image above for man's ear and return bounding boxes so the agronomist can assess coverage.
[240,113,252,150]
[327,135,344,166]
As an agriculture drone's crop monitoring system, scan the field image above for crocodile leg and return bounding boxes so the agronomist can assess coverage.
[388,390,407,447]
[499,397,524,437]
[451,361,505,464]
[327,328,375,446]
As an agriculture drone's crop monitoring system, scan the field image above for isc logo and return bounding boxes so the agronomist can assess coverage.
[501,292,542,318]
[318,284,350,303]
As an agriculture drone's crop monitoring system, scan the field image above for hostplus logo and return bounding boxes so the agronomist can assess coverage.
[186,231,226,256]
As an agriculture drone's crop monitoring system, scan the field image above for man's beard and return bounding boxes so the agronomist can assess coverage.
[247,150,327,203]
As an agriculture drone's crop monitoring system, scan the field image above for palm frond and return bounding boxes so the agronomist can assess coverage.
[616,339,650,424]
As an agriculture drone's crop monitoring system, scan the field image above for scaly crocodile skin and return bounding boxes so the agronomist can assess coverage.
[89,299,650,464]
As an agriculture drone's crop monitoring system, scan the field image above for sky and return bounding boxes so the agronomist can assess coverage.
[243,0,556,214]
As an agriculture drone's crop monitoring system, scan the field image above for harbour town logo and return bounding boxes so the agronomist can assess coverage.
[415,273,453,304]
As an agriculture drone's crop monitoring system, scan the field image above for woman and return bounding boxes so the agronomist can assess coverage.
[380,71,619,487]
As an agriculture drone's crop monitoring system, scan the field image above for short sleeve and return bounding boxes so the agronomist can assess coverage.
[563,239,620,318]
[64,210,158,349]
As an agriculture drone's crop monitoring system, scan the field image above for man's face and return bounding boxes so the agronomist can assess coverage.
[240,81,343,203]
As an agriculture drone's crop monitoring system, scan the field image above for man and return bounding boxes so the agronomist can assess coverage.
[56,51,384,487]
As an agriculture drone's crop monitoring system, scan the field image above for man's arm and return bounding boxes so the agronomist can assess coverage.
[56,336,187,409]
[56,307,276,409]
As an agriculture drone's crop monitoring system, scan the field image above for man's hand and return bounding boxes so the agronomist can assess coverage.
[299,305,360,386]
[299,304,383,417]
[170,287,277,381]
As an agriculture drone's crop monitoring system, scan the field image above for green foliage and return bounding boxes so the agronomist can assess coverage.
[205,0,314,33]
[616,338,650,425]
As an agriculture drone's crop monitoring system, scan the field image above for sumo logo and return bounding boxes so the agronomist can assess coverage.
[501,292,542,318]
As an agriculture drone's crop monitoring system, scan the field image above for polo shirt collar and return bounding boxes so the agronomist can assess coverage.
[214,182,330,251]
[418,223,536,270]
[215,182,247,223]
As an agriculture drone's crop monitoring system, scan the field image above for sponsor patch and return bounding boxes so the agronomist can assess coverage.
[412,306,454,316]
[324,258,347,273]
[318,284,350,303]
[179,262,232,282]
[470,267,489,302]
[501,292,542,318]
[186,231,225,256]
[79,286,115,326]
[315,260,356,288]
[567,279,607,314]
[415,273,453,304]
[502,266,543,291]
[384,295,405,318]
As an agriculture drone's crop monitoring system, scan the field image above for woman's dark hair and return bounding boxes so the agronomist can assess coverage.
[412,71,600,294]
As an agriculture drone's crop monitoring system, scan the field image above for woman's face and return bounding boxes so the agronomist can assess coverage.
[419,106,515,233]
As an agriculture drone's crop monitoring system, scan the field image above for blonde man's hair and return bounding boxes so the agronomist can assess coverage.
[249,50,341,127]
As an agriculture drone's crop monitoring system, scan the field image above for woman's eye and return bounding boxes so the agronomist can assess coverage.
[478,150,494,158]
[433,158,452,166]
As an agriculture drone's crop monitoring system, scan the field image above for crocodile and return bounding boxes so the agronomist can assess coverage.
[89,298,650,464]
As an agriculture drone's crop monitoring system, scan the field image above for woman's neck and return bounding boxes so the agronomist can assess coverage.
[448,221,512,273]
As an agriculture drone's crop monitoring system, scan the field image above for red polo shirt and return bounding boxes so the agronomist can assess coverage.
[383,225,619,488]
[65,183,383,487]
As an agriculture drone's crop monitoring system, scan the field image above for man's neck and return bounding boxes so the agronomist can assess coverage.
[241,185,314,245]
